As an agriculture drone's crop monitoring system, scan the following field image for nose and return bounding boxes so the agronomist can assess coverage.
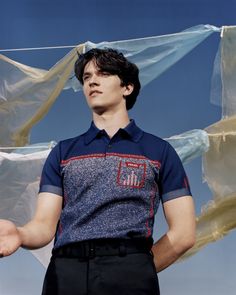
[89,74,100,87]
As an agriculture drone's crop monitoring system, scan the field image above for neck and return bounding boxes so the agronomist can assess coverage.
[92,109,130,138]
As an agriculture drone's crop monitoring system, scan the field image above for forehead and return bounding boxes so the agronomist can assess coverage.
[83,59,99,73]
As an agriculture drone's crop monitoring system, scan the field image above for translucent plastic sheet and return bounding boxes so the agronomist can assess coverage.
[0,25,219,147]
[68,25,220,91]
[0,46,82,147]
[210,45,222,108]
[210,26,236,117]
[181,116,236,260]
[179,27,236,260]
[166,129,209,164]
[221,26,236,117]
[0,145,53,225]
[0,143,55,267]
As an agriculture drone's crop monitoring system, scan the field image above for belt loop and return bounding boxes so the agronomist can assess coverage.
[83,241,89,258]
[119,241,127,257]
[89,240,95,259]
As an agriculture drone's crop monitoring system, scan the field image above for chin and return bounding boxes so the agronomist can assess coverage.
[92,105,107,115]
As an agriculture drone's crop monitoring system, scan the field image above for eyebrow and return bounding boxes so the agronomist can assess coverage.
[82,68,108,78]
[82,71,91,78]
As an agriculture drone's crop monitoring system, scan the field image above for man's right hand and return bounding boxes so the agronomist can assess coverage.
[0,193,62,257]
[0,219,22,257]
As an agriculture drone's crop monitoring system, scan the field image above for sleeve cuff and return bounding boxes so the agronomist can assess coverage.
[162,188,192,203]
[39,184,63,196]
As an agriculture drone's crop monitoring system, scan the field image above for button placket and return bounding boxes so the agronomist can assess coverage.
[105,142,112,158]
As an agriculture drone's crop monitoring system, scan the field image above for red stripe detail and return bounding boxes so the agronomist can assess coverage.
[145,186,156,238]
[116,160,122,186]
[116,160,146,189]
[184,177,189,188]
[150,160,161,169]
[107,152,148,160]
[61,153,105,165]
[58,222,63,235]
[61,152,161,168]
[145,221,152,238]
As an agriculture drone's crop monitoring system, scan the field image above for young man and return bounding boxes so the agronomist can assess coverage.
[0,48,195,295]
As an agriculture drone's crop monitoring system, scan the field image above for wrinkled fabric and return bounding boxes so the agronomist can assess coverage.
[0,46,83,147]
[0,25,219,147]
[180,26,236,260]
[220,27,236,117]
[0,143,56,267]
[0,145,53,225]
[210,26,236,117]
[166,129,209,164]
[180,116,236,260]
[67,25,220,91]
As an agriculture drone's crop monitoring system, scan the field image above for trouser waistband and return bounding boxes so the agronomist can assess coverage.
[52,238,153,259]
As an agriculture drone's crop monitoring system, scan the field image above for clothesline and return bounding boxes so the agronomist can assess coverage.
[0,45,77,53]
[0,146,50,150]
[0,25,222,54]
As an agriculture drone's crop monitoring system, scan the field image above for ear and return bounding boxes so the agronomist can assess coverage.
[123,84,134,96]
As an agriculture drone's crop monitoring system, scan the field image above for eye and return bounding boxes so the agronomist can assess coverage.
[83,74,90,82]
[100,71,110,77]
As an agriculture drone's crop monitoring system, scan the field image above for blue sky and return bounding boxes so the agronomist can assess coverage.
[0,0,236,294]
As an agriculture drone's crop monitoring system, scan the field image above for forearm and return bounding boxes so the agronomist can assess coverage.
[17,220,56,250]
[151,230,195,273]
[17,193,62,250]
[151,196,196,272]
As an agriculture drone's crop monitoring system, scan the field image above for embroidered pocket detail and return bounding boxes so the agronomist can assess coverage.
[117,161,146,188]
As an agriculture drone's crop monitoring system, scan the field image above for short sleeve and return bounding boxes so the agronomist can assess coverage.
[159,142,192,203]
[39,143,63,196]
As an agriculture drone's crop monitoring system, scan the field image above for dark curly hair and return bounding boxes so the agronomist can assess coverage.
[74,48,141,110]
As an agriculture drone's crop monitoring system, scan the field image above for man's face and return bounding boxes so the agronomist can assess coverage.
[82,60,133,114]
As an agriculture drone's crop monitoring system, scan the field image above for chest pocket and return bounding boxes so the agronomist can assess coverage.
[117,160,146,188]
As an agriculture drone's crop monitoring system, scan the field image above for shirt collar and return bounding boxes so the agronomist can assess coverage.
[84,121,101,145]
[84,119,143,145]
[123,119,143,142]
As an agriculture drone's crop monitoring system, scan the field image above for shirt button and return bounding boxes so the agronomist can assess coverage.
[108,144,112,149]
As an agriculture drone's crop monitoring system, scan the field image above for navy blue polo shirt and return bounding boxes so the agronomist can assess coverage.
[39,120,191,249]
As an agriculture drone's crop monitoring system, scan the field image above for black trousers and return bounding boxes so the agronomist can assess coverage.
[42,252,160,295]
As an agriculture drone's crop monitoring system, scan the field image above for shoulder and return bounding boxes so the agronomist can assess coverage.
[142,130,168,146]
[49,132,87,160]
[59,133,85,149]
[138,129,171,158]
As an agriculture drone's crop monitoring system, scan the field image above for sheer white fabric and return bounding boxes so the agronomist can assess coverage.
[221,26,236,117]
[0,143,55,267]
[0,144,54,225]
[210,26,236,117]
[68,25,220,91]
[0,46,82,147]
[0,25,218,147]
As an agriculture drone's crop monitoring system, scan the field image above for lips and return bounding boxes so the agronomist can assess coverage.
[89,90,102,96]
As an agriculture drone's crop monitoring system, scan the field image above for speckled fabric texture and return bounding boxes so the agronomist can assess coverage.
[39,120,191,249]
